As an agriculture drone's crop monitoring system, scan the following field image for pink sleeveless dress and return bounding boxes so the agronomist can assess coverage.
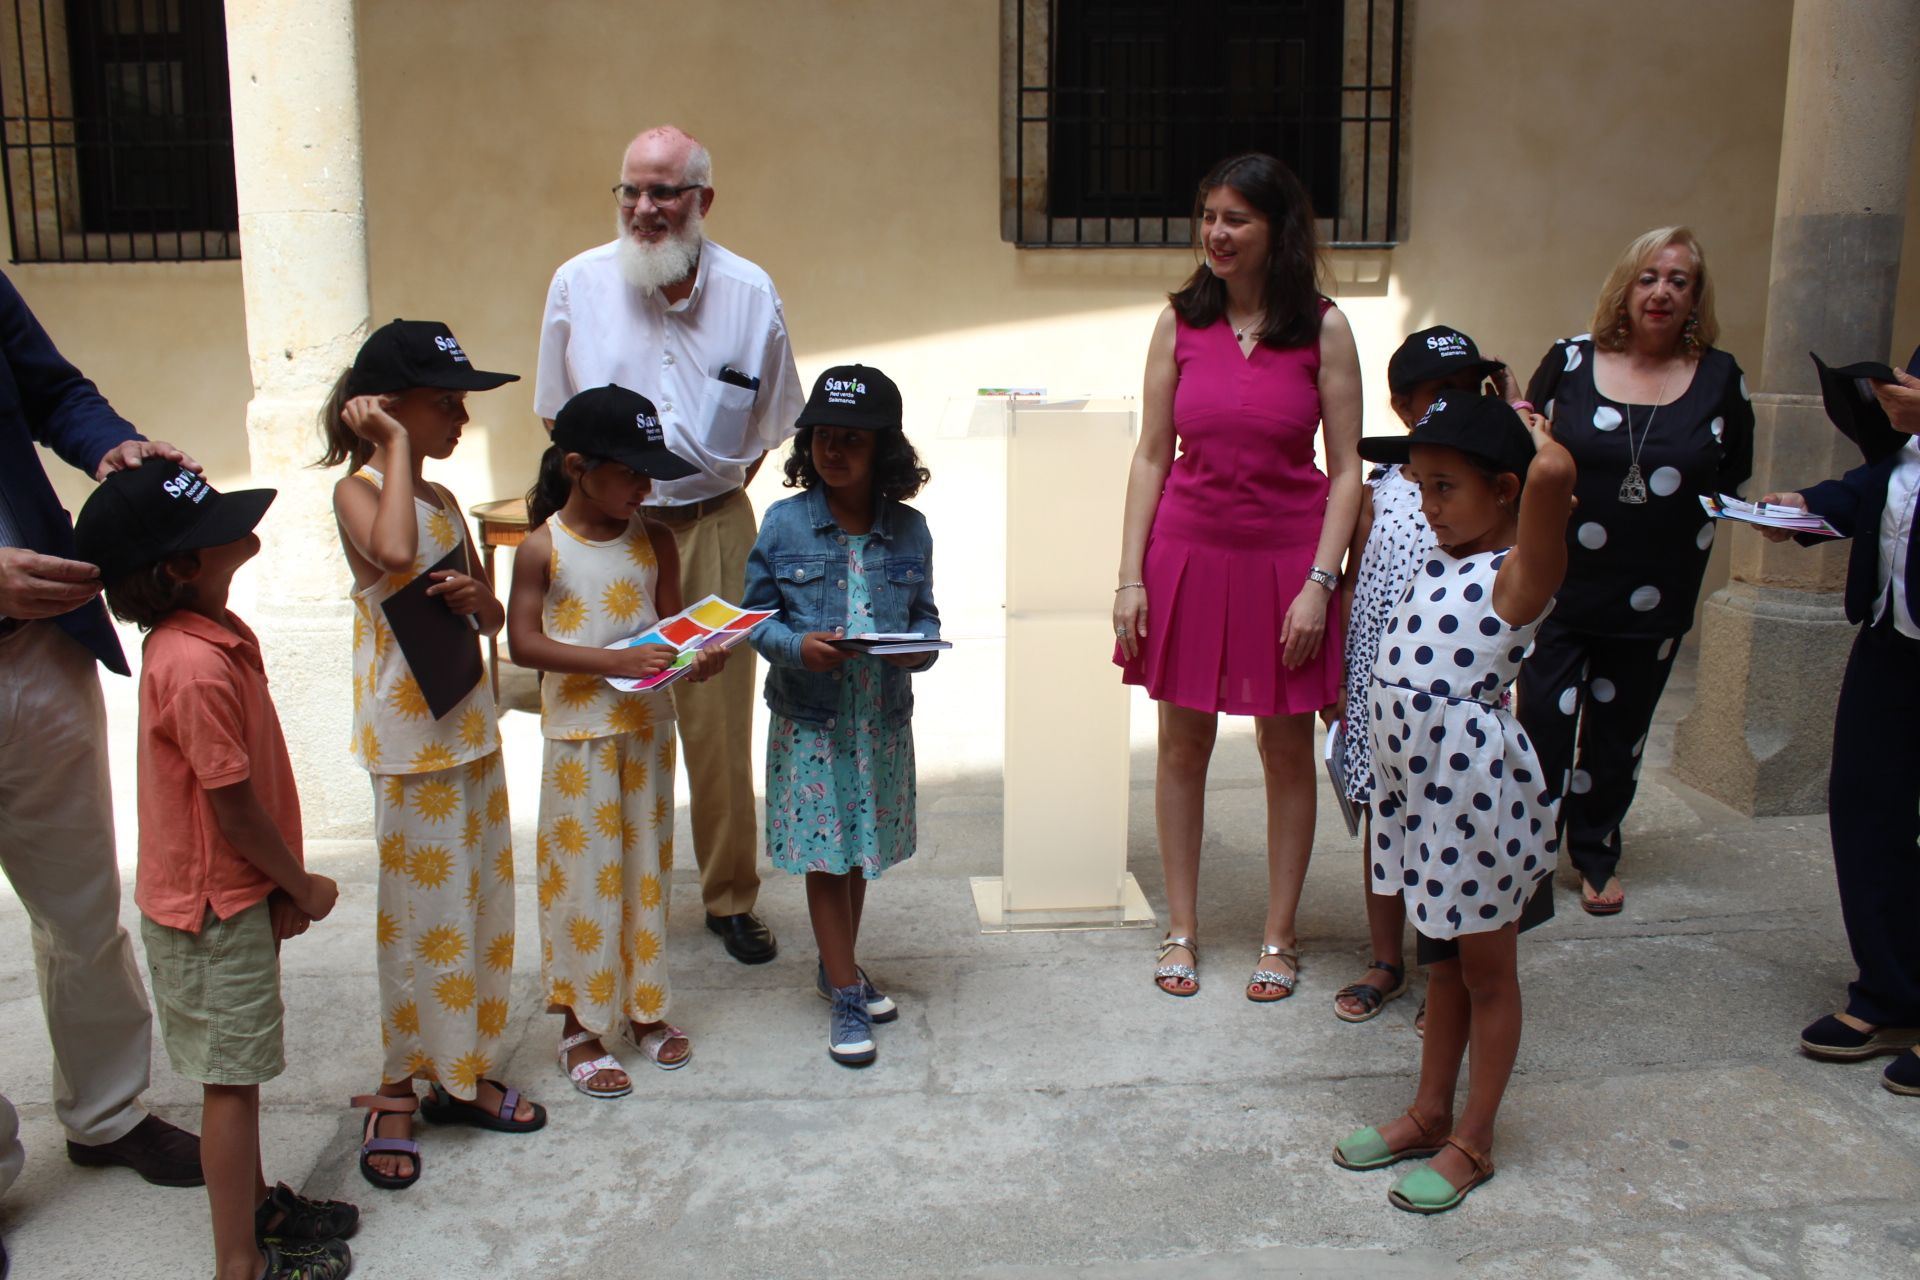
[1116,307,1343,716]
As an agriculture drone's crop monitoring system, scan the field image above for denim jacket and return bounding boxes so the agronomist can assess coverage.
[742,487,940,729]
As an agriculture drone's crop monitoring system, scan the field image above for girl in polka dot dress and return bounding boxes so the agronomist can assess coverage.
[319,320,542,1190]
[1332,391,1575,1215]
[1334,325,1520,1028]
[506,386,726,1097]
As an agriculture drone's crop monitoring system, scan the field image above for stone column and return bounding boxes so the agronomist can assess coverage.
[1673,0,1919,815]
[225,0,371,837]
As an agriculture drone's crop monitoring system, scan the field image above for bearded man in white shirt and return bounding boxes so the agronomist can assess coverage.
[535,125,804,964]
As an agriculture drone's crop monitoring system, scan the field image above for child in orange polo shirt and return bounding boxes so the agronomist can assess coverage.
[75,464,358,1280]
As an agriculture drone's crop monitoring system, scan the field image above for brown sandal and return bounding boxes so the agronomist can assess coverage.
[1388,1135,1496,1213]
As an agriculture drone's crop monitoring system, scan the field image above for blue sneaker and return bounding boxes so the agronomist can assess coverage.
[816,961,898,1023]
[828,983,876,1067]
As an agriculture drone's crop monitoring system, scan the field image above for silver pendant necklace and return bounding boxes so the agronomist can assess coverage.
[1618,364,1675,505]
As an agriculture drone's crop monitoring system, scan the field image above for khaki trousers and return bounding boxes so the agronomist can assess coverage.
[0,621,152,1192]
[657,492,762,917]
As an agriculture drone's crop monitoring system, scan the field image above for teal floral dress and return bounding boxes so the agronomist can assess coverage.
[765,533,917,878]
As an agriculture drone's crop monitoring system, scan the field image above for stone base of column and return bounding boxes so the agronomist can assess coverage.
[244,395,366,840]
[1672,581,1851,817]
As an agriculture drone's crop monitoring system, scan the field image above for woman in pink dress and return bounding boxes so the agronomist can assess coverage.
[1114,153,1363,1003]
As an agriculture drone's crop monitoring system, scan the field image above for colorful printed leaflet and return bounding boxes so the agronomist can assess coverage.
[604,594,775,692]
[1698,494,1840,538]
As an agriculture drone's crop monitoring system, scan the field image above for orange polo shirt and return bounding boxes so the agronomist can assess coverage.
[136,609,303,932]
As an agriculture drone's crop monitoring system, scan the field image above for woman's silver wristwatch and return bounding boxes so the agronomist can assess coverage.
[1307,566,1339,592]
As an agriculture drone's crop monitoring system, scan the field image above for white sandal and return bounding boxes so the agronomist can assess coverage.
[557,1030,631,1098]
[626,1021,693,1071]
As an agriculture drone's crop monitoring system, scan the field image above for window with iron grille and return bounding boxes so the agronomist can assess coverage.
[0,0,238,263]
[1004,0,1406,249]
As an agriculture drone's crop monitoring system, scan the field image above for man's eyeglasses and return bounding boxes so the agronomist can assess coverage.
[611,182,703,209]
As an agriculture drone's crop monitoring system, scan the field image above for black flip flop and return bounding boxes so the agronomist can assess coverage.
[419,1080,547,1134]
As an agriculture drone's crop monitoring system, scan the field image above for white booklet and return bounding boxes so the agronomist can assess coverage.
[1323,720,1363,838]
[828,632,953,655]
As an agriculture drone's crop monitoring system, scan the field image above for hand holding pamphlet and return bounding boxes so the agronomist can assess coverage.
[1698,493,1840,538]
[604,594,776,692]
[828,632,953,656]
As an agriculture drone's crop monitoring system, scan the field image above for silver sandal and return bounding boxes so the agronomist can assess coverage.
[1154,935,1200,997]
[1247,944,1300,1003]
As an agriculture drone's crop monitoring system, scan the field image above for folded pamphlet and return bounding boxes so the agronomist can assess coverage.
[604,594,776,692]
[1322,720,1363,838]
[1699,493,1840,538]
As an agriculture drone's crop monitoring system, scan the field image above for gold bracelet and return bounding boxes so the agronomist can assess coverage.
[1115,581,1145,592]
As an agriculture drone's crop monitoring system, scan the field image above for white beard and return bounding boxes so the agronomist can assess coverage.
[615,206,705,295]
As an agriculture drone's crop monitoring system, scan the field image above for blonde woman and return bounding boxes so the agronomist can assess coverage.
[1515,227,1753,915]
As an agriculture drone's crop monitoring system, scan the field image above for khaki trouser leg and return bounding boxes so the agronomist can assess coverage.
[1,1091,22,1196]
[667,495,762,918]
[0,623,151,1146]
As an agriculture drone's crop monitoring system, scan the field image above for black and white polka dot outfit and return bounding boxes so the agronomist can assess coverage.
[1515,336,1754,890]
[1366,548,1559,940]
[1341,464,1435,804]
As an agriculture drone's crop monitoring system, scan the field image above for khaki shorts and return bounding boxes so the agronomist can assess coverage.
[141,900,285,1086]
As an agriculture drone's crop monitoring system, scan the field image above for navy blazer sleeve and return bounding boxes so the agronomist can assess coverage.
[1800,465,1876,541]
[0,271,142,672]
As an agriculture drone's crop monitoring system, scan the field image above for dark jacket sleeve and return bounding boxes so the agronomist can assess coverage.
[1715,354,1757,497]
[0,271,140,477]
[1799,462,1879,541]
[1525,344,1565,418]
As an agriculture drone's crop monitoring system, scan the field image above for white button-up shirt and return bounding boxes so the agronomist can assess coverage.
[1874,436,1920,639]
[534,239,805,505]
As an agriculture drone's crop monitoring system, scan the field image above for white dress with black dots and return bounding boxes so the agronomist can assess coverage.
[1340,463,1435,803]
[1365,547,1560,940]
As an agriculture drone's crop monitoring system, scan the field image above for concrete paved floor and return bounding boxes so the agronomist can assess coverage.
[4,651,1919,1279]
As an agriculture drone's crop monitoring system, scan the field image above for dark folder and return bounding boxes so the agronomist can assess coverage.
[379,544,484,721]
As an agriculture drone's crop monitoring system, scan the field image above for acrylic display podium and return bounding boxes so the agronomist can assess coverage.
[972,398,1155,932]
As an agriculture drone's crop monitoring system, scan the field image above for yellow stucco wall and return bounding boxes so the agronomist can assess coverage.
[14,0,1919,586]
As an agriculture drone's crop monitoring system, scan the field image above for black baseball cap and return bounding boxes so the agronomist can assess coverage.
[1387,325,1503,394]
[552,384,700,481]
[346,319,520,397]
[1812,351,1905,465]
[1357,391,1535,475]
[74,462,276,582]
[796,364,902,432]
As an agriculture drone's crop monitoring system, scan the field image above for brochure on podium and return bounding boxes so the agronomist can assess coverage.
[1699,493,1840,538]
[828,632,953,656]
[1323,719,1363,837]
[604,595,775,693]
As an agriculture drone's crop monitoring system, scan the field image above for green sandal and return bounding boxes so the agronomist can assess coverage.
[1387,1135,1496,1214]
[1332,1106,1450,1171]
[1333,960,1407,1023]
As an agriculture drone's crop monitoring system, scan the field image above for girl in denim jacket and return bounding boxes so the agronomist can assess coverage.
[742,365,939,1067]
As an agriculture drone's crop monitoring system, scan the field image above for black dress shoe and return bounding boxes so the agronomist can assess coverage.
[706,911,777,964]
[66,1113,204,1187]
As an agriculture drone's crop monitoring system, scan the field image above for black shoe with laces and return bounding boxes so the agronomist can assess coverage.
[262,1237,353,1280]
[256,1181,360,1245]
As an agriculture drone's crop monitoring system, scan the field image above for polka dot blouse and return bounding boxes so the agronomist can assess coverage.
[1525,336,1754,637]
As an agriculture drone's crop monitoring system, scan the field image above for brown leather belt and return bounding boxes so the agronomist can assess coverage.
[640,488,741,523]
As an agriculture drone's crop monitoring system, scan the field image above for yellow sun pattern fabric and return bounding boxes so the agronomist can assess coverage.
[534,514,677,742]
[537,732,676,1034]
[347,466,501,774]
[373,750,515,1100]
